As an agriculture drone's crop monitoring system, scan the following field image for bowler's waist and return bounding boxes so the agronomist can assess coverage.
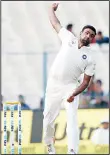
[48,75,78,85]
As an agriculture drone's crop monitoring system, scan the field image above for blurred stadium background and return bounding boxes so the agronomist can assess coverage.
[1,1,109,154]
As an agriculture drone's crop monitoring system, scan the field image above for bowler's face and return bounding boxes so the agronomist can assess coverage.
[80,28,95,46]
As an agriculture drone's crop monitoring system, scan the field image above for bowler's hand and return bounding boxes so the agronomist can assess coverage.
[52,2,59,11]
[67,95,74,103]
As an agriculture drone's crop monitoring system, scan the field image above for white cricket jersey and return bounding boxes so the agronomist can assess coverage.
[91,128,109,145]
[49,27,96,85]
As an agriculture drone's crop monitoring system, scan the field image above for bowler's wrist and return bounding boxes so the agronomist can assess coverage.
[72,93,76,97]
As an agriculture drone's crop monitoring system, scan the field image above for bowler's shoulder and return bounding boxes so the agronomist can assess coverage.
[59,27,77,40]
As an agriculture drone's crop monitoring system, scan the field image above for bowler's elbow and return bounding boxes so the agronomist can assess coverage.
[83,74,92,89]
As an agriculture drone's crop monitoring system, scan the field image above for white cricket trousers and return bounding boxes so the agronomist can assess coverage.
[43,77,79,153]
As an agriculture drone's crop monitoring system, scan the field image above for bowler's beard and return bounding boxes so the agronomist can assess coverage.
[81,38,90,46]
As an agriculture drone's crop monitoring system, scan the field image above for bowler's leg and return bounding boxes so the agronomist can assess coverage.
[64,95,79,154]
[43,91,62,153]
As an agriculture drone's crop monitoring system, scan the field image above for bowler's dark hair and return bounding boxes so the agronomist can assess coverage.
[82,25,96,35]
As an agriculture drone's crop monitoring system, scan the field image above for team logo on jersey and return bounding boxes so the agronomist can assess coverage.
[82,54,87,59]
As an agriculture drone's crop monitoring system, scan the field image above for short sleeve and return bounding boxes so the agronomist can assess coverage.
[85,60,96,76]
[58,27,76,42]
